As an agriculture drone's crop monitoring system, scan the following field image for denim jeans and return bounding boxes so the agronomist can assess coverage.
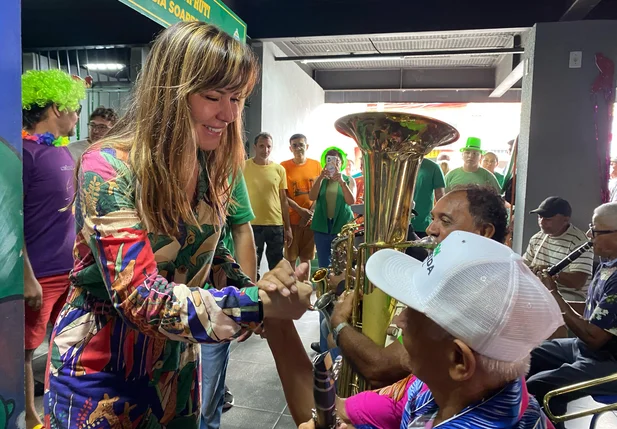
[314,219,336,268]
[200,342,231,429]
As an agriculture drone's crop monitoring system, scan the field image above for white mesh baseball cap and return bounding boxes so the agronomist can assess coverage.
[365,231,564,362]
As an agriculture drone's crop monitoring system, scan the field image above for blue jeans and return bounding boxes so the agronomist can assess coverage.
[200,342,231,429]
[314,219,336,268]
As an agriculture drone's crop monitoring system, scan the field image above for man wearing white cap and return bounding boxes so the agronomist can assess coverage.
[300,231,561,429]
[328,185,509,385]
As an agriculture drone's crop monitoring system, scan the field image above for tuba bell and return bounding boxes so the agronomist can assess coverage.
[324,112,459,397]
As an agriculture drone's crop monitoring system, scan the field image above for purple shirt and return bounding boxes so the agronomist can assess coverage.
[23,140,76,278]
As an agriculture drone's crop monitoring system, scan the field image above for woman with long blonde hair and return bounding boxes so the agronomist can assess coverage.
[45,22,312,429]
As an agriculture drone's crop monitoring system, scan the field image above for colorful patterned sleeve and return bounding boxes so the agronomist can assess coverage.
[78,148,262,343]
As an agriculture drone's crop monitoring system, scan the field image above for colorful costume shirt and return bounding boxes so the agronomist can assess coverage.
[45,148,262,429]
[345,376,554,429]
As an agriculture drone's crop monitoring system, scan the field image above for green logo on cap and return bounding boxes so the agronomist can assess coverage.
[433,243,442,257]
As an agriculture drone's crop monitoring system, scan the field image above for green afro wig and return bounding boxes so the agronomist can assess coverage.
[320,146,348,171]
[22,69,86,112]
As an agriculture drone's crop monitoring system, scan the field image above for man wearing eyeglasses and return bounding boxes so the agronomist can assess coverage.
[280,134,322,282]
[527,202,617,429]
[67,106,117,162]
[523,196,593,301]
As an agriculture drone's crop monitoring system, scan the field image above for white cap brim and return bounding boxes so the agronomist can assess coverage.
[365,249,424,311]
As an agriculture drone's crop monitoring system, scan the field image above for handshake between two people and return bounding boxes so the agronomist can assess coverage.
[256,260,314,321]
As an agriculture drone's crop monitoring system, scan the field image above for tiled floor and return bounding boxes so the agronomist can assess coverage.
[32,308,617,429]
[219,309,319,429]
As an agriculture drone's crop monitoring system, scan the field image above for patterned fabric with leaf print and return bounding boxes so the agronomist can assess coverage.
[583,257,617,356]
[44,147,262,429]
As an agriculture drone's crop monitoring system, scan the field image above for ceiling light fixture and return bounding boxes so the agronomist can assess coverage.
[85,63,126,71]
[490,61,525,98]
[301,55,404,64]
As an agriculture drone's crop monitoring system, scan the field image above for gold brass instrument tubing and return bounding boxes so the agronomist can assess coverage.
[543,372,617,423]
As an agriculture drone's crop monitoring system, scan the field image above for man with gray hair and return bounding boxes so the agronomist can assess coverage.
[527,202,617,429]
[299,231,560,429]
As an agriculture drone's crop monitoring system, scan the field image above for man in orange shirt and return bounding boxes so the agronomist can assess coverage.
[281,134,322,281]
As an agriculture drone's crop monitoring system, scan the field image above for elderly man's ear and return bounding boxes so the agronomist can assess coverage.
[448,339,477,382]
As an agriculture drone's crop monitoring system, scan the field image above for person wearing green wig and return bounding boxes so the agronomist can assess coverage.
[21,68,85,429]
[308,146,356,268]
[22,69,85,146]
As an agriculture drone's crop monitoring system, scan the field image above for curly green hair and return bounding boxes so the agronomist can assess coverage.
[22,69,86,112]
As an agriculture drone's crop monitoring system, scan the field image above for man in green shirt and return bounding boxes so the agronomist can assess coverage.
[411,158,445,237]
[201,173,256,428]
[445,137,500,192]
[481,151,505,188]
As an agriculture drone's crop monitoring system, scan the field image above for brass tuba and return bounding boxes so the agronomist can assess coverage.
[330,112,459,397]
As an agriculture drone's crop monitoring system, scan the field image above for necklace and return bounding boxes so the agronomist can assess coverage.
[22,130,70,147]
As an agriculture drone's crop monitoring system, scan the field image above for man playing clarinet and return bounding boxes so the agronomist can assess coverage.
[527,202,617,429]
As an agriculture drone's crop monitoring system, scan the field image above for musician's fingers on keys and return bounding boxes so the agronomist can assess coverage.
[536,270,558,291]
[531,265,549,276]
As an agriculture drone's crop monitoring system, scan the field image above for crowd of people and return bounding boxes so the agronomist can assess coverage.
[19,20,617,429]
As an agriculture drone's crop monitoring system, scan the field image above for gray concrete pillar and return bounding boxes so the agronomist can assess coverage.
[514,21,617,253]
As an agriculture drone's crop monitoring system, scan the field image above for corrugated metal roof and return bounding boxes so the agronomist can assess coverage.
[273,28,528,70]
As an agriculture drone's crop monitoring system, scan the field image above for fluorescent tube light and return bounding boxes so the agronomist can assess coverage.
[85,63,126,71]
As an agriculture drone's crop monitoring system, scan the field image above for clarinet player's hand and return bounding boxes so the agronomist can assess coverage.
[530,265,549,277]
[536,270,558,293]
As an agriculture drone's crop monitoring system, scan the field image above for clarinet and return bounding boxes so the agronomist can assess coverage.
[546,242,593,276]
[312,351,342,429]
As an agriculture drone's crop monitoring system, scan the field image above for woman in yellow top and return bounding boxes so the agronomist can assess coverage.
[45,22,311,429]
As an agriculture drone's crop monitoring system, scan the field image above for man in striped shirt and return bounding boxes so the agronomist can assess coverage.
[523,196,593,301]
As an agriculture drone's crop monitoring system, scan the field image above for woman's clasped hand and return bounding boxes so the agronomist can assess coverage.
[257,260,313,320]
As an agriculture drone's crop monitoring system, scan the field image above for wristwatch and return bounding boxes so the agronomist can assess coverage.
[332,321,349,346]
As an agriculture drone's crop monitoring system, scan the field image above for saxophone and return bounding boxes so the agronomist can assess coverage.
[315,112,459,398]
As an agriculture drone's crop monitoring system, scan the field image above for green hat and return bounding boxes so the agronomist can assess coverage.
[460,137,484,154]
[320,146,348,171]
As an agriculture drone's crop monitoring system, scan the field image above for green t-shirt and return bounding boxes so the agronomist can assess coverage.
[445,167,501,193]
[494,171,505,188]
[221,173,255,256]
[412,159,446,232]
